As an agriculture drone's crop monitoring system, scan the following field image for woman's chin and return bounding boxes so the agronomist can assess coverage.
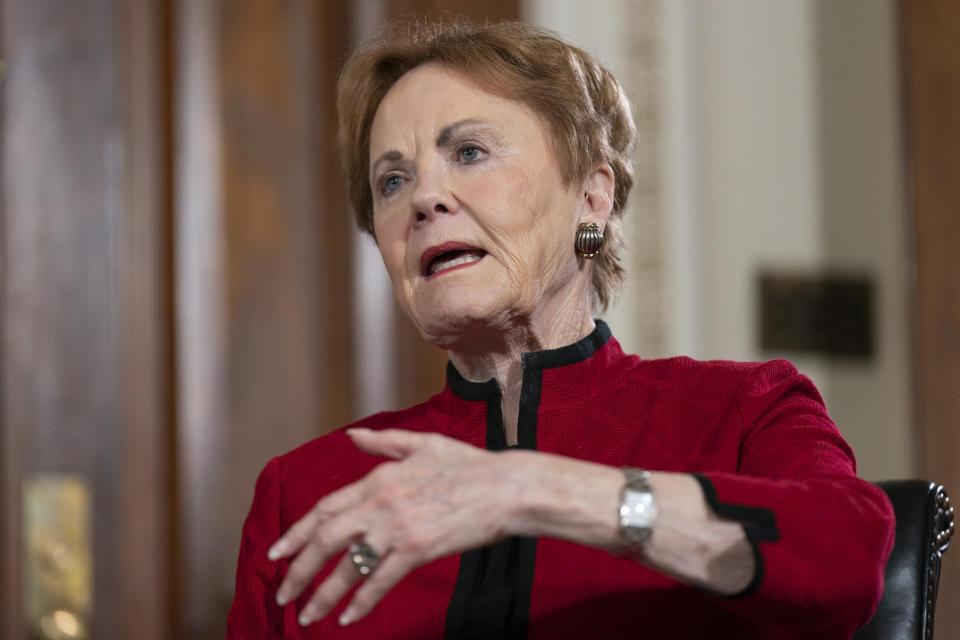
[409,298,517,349]
[413,311,494,347]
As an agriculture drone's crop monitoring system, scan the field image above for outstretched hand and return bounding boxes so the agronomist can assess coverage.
[268,428,524,627]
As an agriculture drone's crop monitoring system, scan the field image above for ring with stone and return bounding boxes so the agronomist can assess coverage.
[348,541,380,576]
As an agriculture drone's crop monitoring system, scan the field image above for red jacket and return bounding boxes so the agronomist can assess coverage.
[228,321,894,639]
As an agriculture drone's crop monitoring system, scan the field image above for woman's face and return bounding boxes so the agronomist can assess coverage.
[368,64,602,346]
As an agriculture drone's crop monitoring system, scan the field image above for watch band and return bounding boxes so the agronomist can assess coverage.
[619,467,657,555]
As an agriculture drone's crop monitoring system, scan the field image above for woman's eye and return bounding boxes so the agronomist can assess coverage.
[382,175,403,194]
[458,146,483,163]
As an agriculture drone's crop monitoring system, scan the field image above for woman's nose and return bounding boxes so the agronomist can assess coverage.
[409,165,457,223]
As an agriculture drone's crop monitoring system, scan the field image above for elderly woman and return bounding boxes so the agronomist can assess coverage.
[228,20,893,639]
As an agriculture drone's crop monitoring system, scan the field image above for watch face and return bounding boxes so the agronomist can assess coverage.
[619,469,656,549]
[620,489,657,529]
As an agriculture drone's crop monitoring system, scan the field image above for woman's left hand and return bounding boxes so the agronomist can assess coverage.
[268,425,755,627]
[268,428,531,627]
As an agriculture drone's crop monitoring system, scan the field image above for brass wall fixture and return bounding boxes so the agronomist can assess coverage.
[23,474,92,640]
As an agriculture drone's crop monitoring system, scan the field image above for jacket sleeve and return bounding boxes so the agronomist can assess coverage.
[227,456,285,638]
[696,360,895,637]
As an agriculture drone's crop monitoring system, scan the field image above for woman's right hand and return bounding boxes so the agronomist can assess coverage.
[268,428,527,627]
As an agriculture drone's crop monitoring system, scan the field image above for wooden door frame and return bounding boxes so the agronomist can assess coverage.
[902,1,960,636]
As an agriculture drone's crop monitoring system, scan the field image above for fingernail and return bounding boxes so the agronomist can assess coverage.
[346,427,369,436]
[276,588,290,606]
[339,610,354,626]
[268,540,286,560]
[299,605,318,626]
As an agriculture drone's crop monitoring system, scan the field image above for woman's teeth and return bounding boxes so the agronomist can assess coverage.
[429,251,484,275]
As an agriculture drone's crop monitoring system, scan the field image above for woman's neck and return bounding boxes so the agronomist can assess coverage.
[447,299,595,446]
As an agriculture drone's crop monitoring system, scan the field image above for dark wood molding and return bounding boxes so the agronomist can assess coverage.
[118,0,174,638]
[317,0,358,428]
[0,3,15,637]
[902,1,960,636]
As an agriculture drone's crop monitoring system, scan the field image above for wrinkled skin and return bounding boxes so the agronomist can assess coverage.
[268,64,752,629]
[271,63,617,628]
[271,428,572,626]
[367,63,607,350]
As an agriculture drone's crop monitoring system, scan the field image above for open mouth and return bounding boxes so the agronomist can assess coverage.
[421,243,487,278]
[428,250,485,276]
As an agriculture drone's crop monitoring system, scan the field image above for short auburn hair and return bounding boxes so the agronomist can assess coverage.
[337,19,636,310]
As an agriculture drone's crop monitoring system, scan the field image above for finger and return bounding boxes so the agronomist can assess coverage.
[296,548,366,626]
[347,428,436,459]
[269,482,367,560]
[275,514,366,606]
[338,552,416,626]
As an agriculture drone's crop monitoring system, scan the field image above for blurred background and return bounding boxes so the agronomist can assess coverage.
[1,0,957,638]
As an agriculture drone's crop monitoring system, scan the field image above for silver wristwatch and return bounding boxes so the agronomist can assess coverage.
[618,468,657,554]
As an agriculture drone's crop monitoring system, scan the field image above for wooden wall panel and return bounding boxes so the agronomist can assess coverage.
[317,1,358,430]
[173,2,225,633]
[0,3,12,637]
[219,0,326,615]
[118,1,173,638]
[1,1,172,638]
[4,1,123,635]
[175,1,354,635]
[903,1,960,636]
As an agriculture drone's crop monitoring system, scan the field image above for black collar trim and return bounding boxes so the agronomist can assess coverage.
[522,319,611,370]
[444,324,617,640]
[445,320,612,401]
[446,362,501,401]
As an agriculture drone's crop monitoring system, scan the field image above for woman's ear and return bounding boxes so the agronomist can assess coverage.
[580,163,616,227]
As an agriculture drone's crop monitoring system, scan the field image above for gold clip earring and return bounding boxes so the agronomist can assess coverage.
[575,222,603,258]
